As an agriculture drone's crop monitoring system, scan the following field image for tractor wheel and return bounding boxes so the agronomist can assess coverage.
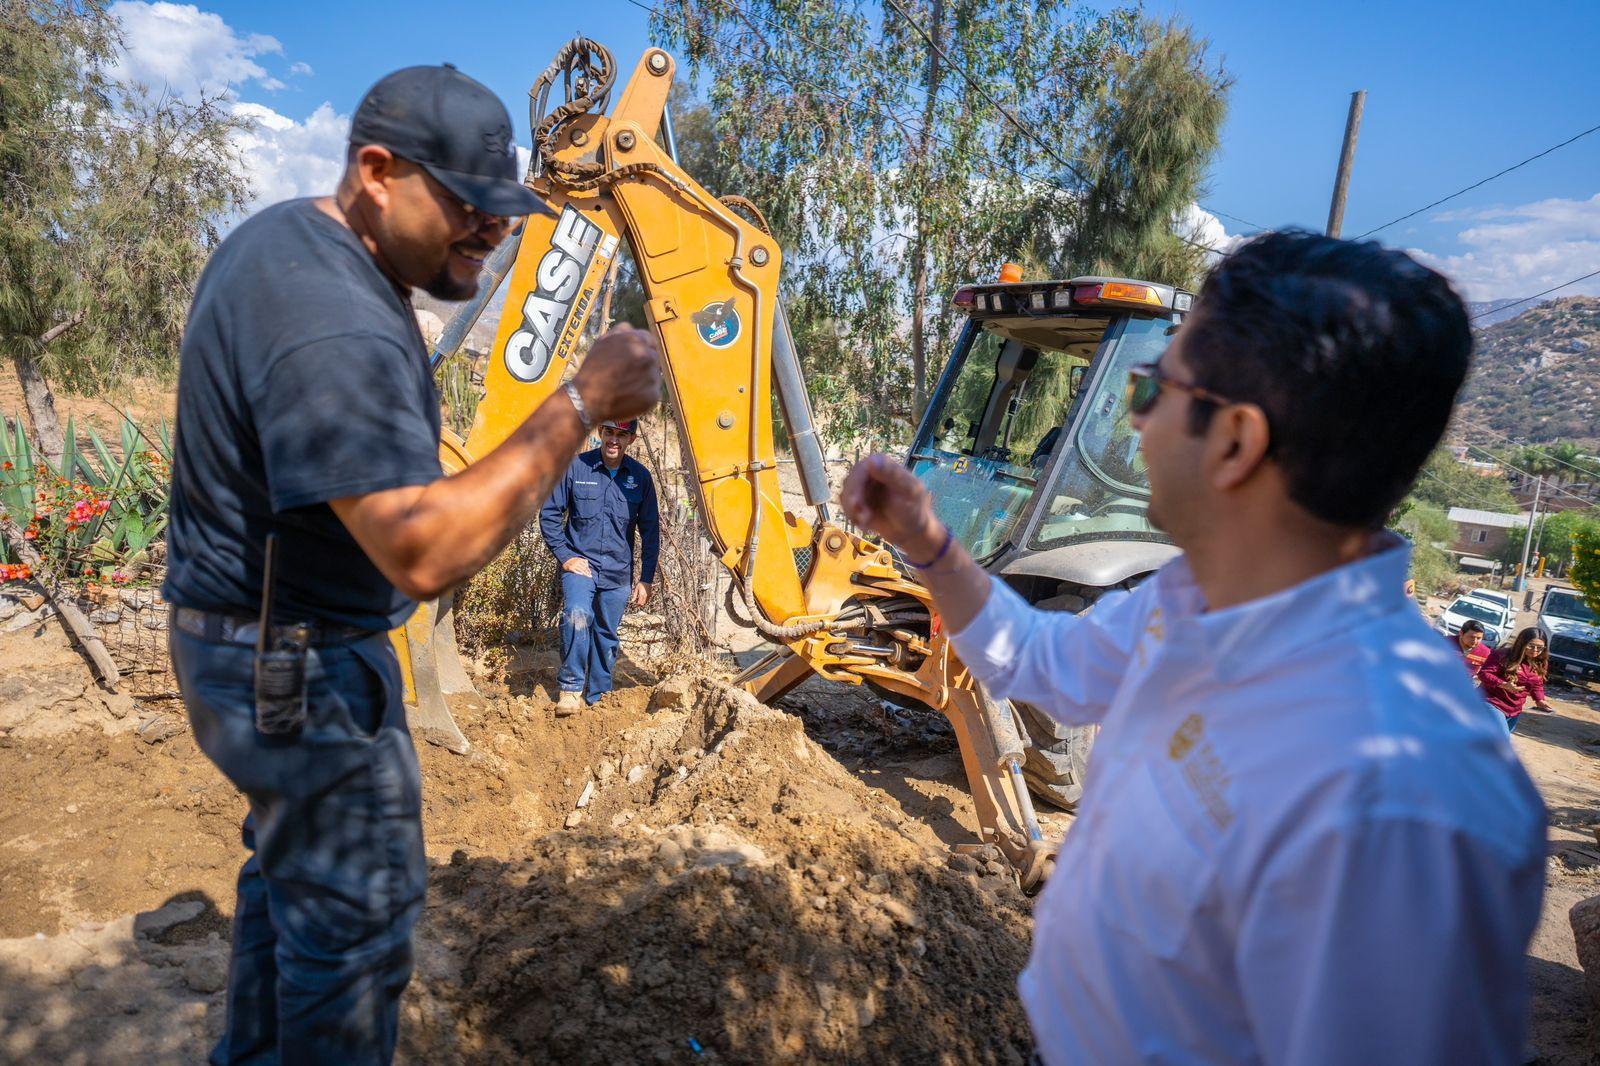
[1014,700,1097,811]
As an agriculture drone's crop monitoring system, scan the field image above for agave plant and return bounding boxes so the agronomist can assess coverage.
[0,412,173,585]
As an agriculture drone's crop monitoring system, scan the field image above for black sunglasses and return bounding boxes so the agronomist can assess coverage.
[1125,362,1242,416]
[413,163,513,231]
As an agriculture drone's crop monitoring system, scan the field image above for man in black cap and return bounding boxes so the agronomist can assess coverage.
[163,64,660,1064]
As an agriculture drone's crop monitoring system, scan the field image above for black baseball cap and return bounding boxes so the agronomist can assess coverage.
[350,64,552,219]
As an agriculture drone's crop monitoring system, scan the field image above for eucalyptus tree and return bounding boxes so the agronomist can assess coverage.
[649,0,1226,436]
[1,0,248,462]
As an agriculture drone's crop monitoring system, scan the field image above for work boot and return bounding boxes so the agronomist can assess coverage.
[555,690,583,717]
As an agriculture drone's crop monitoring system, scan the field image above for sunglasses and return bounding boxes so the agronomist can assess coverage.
[414,164,513,232]
[1125,362,1242,416]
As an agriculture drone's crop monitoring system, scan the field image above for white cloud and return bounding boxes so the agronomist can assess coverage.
[107,3,347,215]
[108,1,283,98]
[229,102,349,209]
[1179,204,1242,261]
[1410,193,1600,302]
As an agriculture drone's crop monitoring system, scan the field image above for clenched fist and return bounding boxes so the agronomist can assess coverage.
[840,454,945,561]
[572,327,662,424]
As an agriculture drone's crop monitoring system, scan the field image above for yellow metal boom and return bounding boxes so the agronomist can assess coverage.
[395,40,1053,890]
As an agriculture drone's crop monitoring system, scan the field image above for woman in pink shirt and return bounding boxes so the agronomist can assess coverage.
[1481,627,1553,732]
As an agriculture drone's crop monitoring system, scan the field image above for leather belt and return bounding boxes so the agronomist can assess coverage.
[172,606,377,647]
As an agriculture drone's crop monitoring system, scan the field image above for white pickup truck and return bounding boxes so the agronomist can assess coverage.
[1436,594,1514,648]
[1539,587,1599,682]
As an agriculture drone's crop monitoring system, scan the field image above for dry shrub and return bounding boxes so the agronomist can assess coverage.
[452,418,722,668]
[454,525,562,652]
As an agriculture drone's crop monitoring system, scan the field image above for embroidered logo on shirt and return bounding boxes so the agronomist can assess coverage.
[624,475,637,489]
[1168,714,1235,829]
[1135,606,1166,669]
[1168,714,1203,760]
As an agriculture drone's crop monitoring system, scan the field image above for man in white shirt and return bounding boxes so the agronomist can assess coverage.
[841,231,1546,1064]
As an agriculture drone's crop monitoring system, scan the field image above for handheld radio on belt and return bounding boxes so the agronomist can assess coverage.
[254,532,309,735]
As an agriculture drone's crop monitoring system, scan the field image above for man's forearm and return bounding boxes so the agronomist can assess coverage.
[419,394,589,584]
[335,391,588,599]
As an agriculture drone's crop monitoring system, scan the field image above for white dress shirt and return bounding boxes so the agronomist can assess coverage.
[950,536,1546,1065]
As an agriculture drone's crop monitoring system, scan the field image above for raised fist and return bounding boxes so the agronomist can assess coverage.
[840,453,943,561]
[572,327,662,424]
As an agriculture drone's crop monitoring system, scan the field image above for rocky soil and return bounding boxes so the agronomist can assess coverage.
[2,609,1599,1063]
[0,616,1037,1063]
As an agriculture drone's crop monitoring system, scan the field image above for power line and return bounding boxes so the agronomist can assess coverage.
[882,0,1220,254]
[1206,206,1263,231]
[633,0,1089,220]
[878,0,1093,188]
[1352,121,1600,241]
[627,0,1040,184]
[1417,467,1526,515]
[1469,267,1600,322]
[747,0,1262,235]
[1452,413,1600,482]
[1453,439,1599,508]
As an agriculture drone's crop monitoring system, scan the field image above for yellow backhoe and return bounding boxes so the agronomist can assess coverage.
[394,39,1192,892]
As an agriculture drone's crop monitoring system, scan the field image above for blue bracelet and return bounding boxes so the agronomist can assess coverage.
[907,525,954,570]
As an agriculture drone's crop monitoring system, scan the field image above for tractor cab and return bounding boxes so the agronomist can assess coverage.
[908,273,1193,583]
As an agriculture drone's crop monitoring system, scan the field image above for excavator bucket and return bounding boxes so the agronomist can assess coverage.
[391,593,473,753]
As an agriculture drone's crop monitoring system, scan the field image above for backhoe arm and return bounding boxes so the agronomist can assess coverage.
[400,39,1055,890]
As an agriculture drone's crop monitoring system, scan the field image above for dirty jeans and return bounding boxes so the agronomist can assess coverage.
[557,571,630,704]
[169,628,426,1066]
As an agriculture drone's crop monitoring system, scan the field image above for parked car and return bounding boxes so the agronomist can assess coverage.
[1538,587,1599,682]
[1437,595,1513,648]
[1464,588,1515,616]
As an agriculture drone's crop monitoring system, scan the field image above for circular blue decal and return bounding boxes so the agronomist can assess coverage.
[692,299,741,349]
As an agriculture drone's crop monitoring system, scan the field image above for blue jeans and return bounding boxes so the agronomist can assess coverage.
[170,628,426,1066]
[558,571,630,703]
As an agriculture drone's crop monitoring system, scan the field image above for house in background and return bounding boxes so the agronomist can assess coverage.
[1446,507,1548,563]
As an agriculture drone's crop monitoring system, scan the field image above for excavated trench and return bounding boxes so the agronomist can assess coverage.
[401,675,1038,1063]
[0,618,1039,1064]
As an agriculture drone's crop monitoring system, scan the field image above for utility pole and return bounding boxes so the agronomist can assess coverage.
[907,0,944,424]
[1515,476,1542,593]
[1325,90,1366,238]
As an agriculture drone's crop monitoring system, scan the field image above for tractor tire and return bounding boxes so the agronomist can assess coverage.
[1015,700,1097,811]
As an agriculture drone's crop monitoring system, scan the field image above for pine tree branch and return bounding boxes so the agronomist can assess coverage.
[38,309,87,345]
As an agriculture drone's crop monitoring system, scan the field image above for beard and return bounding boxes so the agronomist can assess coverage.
[420,263,479,301]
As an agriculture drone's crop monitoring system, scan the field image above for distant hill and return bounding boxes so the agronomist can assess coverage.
[1467,297,1545,327]
[413,289,505,355]
[1457,295,1600,447]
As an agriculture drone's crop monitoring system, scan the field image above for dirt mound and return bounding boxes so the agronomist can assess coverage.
[404,679,1034,1064]
[0,637,1035,1062]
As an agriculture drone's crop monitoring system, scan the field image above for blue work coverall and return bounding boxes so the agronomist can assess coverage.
[538,449,660,702]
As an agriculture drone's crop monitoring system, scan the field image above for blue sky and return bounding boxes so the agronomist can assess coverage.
[111,0,1600,301]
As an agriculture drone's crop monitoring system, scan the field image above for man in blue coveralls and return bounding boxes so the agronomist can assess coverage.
[539,417,660,713]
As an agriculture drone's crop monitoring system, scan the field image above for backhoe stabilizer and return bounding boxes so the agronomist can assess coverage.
[389,593,472,754]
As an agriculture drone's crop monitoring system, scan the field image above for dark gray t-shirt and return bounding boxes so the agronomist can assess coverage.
[162,198,442,631]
